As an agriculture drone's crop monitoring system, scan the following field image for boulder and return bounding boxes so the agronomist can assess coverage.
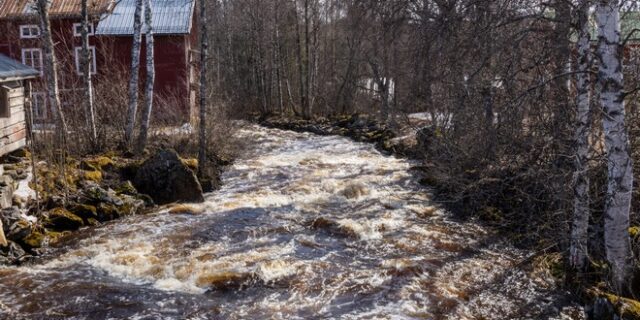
[0,241,26,264]
[82,184,124,206]
[44,208,83,230]
[133,149,204,205]
[68,203,98,221]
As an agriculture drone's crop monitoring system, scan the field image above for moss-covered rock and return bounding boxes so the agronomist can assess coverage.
[133,149,204,205]
[118,195,145,216]
[114,181,137,195]
[82,170,103,182]
[21,231,44,248]
[97,203,120,222]
[68,203,98,221]
[85,156,115,170]
[592,291,640,320]
[44,208,83,230]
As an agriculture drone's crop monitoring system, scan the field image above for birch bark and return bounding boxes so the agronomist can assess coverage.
[570,0,593,271]
[136,0,155,153]
[596,0,633,286]
[125,0,144,148]
[80,0,98,148]
[35,0,68,146]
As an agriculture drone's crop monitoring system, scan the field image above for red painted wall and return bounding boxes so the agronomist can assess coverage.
[0,16,194,123]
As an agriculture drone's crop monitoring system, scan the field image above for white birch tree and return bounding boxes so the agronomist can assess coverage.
[596,0,633,287]
[80,0,98,148]
[136,0,155,153]
[570,0,593,271]
[125,0,144,148]
[35,0,68,146]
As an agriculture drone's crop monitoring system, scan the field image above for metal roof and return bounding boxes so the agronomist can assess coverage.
[95,0,195,35]
[0,54,39,81]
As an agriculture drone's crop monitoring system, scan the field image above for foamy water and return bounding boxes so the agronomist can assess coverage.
[0,125,583,319]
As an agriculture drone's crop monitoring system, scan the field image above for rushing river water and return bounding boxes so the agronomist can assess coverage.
[0,125,584,319]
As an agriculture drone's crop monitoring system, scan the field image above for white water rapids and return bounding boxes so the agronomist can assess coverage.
[0,125,584,319]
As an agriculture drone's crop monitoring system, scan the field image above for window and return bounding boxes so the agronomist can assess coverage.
[19,25,40,39]
[21,48,43,75]
[73,23,94,37]
[74,46,97,75]
[31,92,46,120]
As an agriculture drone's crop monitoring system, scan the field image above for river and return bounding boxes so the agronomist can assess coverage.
[0,125,583,319]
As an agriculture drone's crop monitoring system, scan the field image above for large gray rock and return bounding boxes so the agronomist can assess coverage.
[133,149,204,205]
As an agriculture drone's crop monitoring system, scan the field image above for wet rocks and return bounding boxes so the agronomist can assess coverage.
[79,184,145,221]
[259,114,400,155]
[341,182,370,199]
[44,208,83,231]
[0,241,26,264]
[588,293,640,320]
[133,149,204,205]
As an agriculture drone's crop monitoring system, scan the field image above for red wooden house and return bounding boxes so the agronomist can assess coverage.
[0,0,197,124]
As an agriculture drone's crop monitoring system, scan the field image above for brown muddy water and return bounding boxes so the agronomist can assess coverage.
[0,125,584,319]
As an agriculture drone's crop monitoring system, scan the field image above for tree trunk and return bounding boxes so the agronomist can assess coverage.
[596,0,633,287]
[80,0,98,149]
[136,0,155,154]
[293,0,306,118]
[125,0,144,148]
[570,0,593,271]
[198,0,209,176]
[304,0,312,118]
[273,0,284,114]
[35,0,68,148]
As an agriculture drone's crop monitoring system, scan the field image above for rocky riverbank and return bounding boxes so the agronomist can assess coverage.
[0,148,221,265]
[258,114,418,157]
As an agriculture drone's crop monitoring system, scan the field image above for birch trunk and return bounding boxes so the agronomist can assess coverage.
[570,0,592,271]
[35,0,68,147]
[81,0,98,148]
[596,0,633,286]
[135,0,155,153]
[125,0,144,148]
[198,0,209,176]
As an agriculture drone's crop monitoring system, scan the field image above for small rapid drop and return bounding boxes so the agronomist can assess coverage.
[0,125,583,319]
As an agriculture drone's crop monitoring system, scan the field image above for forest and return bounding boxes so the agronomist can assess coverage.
[0,0,638,318]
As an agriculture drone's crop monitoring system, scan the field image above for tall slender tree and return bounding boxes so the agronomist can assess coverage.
[80,0,98,149]
[35,0,68,147]
[570,0,593,271]
[198,0,209,176]
[596,0,633,287]
[136,0,155,153]
[125,0,144,148]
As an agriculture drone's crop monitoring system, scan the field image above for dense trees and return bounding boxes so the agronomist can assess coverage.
[203,0,640,292]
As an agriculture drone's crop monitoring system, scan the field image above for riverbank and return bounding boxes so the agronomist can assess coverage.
[0,147,226,265]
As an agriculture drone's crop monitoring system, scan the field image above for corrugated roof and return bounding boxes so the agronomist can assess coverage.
[0,54,39,80]
[0,0,113,19]
[95,0,195,35]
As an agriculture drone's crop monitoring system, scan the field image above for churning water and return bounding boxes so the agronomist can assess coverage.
[0,125,583,319]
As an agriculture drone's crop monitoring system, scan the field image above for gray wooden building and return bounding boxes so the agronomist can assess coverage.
[0,53,38,156]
